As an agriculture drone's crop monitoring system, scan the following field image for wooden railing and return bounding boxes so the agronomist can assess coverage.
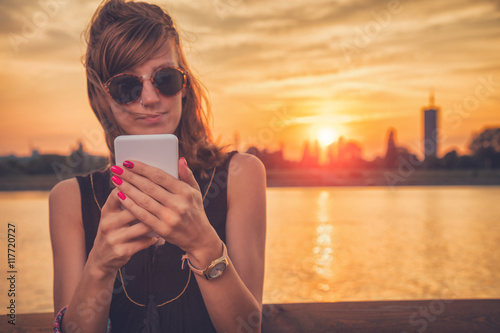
[8,299,500,332]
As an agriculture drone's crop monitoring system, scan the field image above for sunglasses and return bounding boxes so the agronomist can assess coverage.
[103,66,187,105]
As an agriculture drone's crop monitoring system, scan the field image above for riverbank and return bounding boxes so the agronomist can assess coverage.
[266,169,500,187]
[1,169,500,191]
[0,174,70,191]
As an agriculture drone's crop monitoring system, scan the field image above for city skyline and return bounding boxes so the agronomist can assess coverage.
[1,0,499,160]
[1,91,497,163]
[3,121,495,166]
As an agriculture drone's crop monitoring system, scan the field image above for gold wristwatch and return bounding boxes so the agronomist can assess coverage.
[181,242,229,280]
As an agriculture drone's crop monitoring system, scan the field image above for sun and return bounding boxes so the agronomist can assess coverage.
[317,127,338,147]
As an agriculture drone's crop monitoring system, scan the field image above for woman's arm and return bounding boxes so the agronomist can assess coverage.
[50,178,111,332]
[112,153,266,332]
[49,178,158,333]
[50,179,86,314]
[198,153,266,332]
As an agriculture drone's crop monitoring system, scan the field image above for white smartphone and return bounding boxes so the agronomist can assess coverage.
[114,134,179,237]
[114,134,179,178]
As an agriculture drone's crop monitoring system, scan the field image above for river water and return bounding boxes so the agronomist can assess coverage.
[0,186,499,314]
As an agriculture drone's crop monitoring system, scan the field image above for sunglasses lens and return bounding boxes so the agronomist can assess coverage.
[108,75,142,104]
[154,68,184,97]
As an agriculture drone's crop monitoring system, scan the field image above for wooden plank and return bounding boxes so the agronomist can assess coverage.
[261,299,500,333]
[7,299,500,332]
[6,312,54,332]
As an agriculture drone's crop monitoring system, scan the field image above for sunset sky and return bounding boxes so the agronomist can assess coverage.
[1,0,499,161]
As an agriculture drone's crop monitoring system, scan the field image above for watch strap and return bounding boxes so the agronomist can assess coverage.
[181,242,228,278]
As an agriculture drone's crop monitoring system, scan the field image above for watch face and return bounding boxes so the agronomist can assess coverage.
[209,262,227,279]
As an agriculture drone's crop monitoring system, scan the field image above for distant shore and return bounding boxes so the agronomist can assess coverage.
[0,174,66,191]
[1,169,500,191]
[266,169,500,187]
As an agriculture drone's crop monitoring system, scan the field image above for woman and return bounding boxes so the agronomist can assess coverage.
[49,0,266,332]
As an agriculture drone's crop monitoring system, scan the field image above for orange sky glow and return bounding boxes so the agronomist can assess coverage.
[0,0,499,161]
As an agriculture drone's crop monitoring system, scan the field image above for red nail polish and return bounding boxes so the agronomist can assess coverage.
[123,161,134,169]
[117,191,126,200]
[112,175,123,185]
[180,157,187,167]
[111,165,124,175]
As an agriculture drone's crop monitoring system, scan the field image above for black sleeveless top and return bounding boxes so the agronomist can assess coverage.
[76,151,238,332]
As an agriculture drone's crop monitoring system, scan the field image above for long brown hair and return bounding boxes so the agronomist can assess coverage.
[84,0,226,176]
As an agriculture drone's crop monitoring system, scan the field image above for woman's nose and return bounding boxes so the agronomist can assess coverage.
[140,78,160,107]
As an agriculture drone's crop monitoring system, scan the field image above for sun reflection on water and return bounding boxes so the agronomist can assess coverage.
[314,190,333,279]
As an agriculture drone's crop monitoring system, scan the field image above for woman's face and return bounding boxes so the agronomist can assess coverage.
[107,42,185,136]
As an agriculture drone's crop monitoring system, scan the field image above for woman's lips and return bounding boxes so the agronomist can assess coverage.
[138,112,166,124]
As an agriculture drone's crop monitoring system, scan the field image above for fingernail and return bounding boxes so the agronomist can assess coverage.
[117,191,126,200]
[123,160,134,169]
[112,175,123,185]
[111,165,124,175]
[180,157,187,167]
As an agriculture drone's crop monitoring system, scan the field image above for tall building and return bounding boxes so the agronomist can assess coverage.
[422,92,439,159]
[385,128,397,168]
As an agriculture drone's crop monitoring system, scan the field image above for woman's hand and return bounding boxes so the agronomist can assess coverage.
[110,158,222,266]
[88,187,159,276]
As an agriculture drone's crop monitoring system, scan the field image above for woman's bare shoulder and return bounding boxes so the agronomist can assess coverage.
[226,152,266,209]
[228,152,266,183]
[49,178,81,217]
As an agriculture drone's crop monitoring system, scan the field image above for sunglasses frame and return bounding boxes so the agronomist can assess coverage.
[103,66,188,105]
